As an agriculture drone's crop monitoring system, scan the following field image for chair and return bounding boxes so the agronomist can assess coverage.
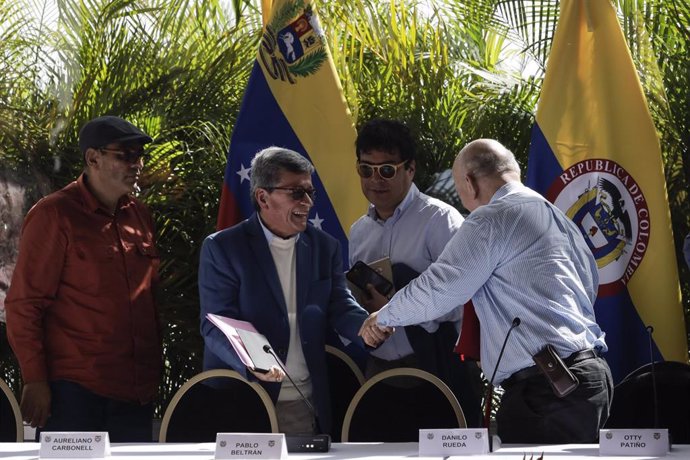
[0,377,23,442]
[325,345,365,441]
[605,361,690,443]
[341,367,466,442]
[159,369,278,442]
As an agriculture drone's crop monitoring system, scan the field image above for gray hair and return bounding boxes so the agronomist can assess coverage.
[459,139,521,179]
[250,147,314,210]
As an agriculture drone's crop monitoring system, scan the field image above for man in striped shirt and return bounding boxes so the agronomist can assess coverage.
[360,139,613,444]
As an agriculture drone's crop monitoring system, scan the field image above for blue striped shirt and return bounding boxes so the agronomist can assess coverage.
[377,181,607,384]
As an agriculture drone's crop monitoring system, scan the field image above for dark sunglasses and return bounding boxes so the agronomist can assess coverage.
[356,161,407,180]
[269,186,317,201]
[99,147,148,164]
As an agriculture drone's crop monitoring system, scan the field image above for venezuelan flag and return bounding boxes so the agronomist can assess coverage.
[217,0,367,266]
[526,0,687,382]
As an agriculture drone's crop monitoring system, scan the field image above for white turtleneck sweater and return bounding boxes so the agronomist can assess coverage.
[262,224,312,402]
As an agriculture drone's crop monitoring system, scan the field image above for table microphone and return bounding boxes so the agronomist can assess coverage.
[645,325,672,449]
[263,345,331,453]
[485,317,521,451]
[645,326,660,429]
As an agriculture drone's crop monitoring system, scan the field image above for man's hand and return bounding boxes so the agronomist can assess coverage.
[358,311,394,347]
[20,381,51,428]
[249,365,286,383]
[359,283,390,314]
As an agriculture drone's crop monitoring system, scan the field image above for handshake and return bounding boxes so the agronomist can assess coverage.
[358,311,395,347]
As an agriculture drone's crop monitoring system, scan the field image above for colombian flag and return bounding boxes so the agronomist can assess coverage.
[217,0,367,265]
[526,0,687,382]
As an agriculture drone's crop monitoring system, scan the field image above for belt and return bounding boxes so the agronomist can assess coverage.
[501,348,599,389]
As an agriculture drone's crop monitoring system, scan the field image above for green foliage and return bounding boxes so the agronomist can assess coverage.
[319,0,544,189]
[0,0,261,414]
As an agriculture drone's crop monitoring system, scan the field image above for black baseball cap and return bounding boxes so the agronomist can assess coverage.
[78,116,153,154]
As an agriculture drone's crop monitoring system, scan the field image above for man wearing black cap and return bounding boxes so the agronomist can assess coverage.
[5,116,162,441]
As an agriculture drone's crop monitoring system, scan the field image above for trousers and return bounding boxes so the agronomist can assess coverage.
[496,356,613,444]
[38,380,153,442]
[275,399,315,435]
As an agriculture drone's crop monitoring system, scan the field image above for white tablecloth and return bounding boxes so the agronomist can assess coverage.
[453,443,690,459]
[0,442,688,459]
[0,442,421,459]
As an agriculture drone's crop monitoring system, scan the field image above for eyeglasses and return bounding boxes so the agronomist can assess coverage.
[356,161,407,180]
[99,147,148,164]
[269,187,317,201]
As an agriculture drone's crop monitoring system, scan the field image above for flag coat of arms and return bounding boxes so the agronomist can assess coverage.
[217,0,367,264]
[526,0,687,381]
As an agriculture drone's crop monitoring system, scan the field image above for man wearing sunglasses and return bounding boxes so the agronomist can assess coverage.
[348,118,483,427]
[199,147,374,436]
[5,116,161,441]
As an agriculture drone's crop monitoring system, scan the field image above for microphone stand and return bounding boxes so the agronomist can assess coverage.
[263,345,318,423]
[263,345,331,452]
[646,326,659,429]
[645,326,671,448]
[485,317,521,450]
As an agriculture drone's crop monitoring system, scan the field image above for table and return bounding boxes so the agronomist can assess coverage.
[454,443,690,459]
[0,442,688,459]
[0,443,422,459]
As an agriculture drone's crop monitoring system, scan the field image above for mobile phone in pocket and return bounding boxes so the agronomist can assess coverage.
[533,344,580,398]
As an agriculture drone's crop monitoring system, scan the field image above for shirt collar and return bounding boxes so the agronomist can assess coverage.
[366,183,419,222]
[489,181,523,203]
[77,173,134,214]
[257,214,301,243]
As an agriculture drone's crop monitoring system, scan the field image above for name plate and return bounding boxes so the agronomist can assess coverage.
[599,429,669,456]
[215,433,287,459]
[39,432,110,458]
[419,428,490,456]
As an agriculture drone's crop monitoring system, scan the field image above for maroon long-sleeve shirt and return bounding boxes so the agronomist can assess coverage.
[6,173,161,403]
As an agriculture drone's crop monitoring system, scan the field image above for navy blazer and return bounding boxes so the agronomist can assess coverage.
[199,213,368,434]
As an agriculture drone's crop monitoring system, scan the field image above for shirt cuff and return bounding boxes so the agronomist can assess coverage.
[377,303,392,326]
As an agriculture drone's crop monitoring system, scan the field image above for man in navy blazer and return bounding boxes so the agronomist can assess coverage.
[199,147,383,436]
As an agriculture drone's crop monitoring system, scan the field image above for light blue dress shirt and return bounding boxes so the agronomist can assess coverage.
[350,183,464,360]
[377,181,608,384]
